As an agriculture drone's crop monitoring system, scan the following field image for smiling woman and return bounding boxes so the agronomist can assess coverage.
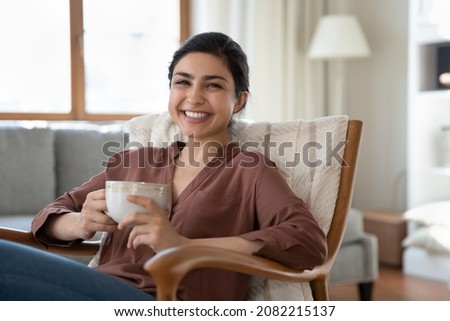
[0,32,327,301]
[0,0,188,121]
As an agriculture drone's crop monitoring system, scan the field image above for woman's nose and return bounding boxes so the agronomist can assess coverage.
[186,86,205,105]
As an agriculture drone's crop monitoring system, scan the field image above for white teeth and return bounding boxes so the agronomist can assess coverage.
[185,111,209,119]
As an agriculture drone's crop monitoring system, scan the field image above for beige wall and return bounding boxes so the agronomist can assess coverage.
[341,0,408,211]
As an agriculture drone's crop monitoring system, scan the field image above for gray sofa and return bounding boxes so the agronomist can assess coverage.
[0,121,126,233]
[0,120,378,299]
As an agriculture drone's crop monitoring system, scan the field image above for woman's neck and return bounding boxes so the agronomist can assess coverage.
[180,136,231,168]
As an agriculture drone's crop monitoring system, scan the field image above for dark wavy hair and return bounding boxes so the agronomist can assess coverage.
[168,32,250,103]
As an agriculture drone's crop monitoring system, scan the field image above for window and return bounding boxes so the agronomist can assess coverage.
[0,0,190,120]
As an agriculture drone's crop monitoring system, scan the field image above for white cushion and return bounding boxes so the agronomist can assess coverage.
[402,226,450,254]
[403,201,450,228]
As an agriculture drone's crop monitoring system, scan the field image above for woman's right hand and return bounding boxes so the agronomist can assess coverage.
[76,189,118,239]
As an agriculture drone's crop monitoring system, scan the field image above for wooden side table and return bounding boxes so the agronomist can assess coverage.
[362,210,407,266]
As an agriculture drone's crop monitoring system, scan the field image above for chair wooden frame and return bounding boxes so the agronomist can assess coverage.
[0,120,363,301]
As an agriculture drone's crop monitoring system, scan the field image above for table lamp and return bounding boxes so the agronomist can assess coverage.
[308,14,371,115]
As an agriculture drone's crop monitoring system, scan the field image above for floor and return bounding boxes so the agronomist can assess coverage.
[329,264,450,301]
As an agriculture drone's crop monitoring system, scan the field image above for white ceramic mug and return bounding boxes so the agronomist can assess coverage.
[105,181,170,223]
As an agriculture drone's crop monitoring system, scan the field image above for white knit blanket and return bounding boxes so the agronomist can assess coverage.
[91,112,348,300]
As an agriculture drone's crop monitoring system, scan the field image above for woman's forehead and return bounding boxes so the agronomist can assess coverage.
[173,52,231,78]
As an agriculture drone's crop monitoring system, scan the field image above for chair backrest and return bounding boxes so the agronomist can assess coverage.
[127,112,362,300]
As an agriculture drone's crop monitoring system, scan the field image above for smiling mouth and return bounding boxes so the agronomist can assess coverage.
[184,111,210,119]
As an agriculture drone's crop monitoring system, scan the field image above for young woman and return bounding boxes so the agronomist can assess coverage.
[0,32,326,300]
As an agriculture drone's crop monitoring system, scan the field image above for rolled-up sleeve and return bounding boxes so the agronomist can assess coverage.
[239,164,327,270]
[31,170,107,247]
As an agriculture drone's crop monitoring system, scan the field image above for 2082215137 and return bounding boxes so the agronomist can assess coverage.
[255,305,335,317]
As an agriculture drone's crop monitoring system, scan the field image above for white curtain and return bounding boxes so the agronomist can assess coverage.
[190,0,326,121]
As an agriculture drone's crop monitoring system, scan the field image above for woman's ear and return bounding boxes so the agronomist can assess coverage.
[234,92,249,113]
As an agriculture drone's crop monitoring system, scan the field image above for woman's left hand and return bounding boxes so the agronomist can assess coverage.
[117,195,188,252]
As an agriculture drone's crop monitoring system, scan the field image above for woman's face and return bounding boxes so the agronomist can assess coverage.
[168,52,247,144]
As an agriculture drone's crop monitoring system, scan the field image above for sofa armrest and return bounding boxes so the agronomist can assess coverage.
[0,227,100,256]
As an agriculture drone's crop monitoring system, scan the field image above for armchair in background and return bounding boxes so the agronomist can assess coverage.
[330,208,379,300]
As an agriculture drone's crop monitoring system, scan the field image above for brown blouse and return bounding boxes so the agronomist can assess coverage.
[31,142,326,300]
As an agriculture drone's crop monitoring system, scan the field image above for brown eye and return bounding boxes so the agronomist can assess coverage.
[174,79,190,86]
[207,83,222,89]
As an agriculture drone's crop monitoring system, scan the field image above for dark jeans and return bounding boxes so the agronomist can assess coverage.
[0,240,155,301]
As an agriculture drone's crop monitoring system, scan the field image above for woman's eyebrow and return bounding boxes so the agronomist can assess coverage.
[174,72,229,83]
[174,71,193,79]
[203,75,229,83]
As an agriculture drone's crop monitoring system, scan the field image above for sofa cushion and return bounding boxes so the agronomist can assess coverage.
[53,124,125,197]
[0,126,56,216]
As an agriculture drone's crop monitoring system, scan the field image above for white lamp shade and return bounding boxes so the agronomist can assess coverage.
[308,14,371,59]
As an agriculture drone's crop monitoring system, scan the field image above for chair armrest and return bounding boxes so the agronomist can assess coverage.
[144,245,330,300]
[0,227,100,256]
